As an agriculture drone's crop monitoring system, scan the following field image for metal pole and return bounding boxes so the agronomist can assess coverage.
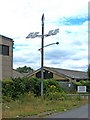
[41,13,44,96]
[26,14,59,96]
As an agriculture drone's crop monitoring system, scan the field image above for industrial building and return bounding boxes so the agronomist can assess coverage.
[27,66,88,82]
[0,35,13,80]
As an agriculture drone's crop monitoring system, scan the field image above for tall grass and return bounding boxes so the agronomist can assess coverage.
[2,92,88,118]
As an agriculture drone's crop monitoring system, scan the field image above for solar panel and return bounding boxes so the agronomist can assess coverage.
[26,32,34,38]
[45,29,59,37]
[26,29,59,38]
[47,30,54,36]
[26,32,39,38]
[52,28,59,35]
[31,32,39,38]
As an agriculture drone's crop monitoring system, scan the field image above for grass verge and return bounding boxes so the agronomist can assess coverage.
[2,93,88,118]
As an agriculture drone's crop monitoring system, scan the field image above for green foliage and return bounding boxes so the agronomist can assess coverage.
[2,79,14,98]
[43,79,64,100]
[24,77,41,96]
[73,80,90,92]
[3,92,87,118]
[2,77,63,100]
[45,91,66,101]
[76,95,81,101]
[43,79,63,94]
[16,66,34,73]
[11,77,26,99]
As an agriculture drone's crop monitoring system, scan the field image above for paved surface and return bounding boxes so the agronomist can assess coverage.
[48,104,89,118]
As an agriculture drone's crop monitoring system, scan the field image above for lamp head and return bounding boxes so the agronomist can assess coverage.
[56,42,59,45]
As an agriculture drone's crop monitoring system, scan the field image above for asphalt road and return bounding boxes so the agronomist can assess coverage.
[48,104,89,118]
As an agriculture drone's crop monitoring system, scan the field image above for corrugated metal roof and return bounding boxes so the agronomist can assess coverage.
[44,67,88,79]
[12,70,32,78]
[27,66,88,80]
[12,70,25,78]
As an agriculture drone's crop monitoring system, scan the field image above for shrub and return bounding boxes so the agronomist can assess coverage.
[45,91,66,101]
[2,77,41,99]
[44,79,63,94]
[46,92,60,100]
[2,77,64,100]
[26,77,41,96]
[2,79,14,98]
[2,78,27,100]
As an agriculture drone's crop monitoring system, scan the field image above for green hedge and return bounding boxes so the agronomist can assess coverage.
[2,77,63,100]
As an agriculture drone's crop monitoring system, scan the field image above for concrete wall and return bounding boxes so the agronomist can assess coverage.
[0,35,13,80]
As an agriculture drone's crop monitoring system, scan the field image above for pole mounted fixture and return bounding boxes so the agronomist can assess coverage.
[26,14,59,96]
[38,42,59,51]
[26,29,59,38]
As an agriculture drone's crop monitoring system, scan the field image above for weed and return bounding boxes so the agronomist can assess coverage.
[2,92,88,118]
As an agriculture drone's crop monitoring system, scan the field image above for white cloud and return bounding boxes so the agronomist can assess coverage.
[0,0,89,71]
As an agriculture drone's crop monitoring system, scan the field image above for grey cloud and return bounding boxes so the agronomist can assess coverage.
[68,65,88,71]
[13,52,40,65]
[45,49,76,60]
[44,48,87,66]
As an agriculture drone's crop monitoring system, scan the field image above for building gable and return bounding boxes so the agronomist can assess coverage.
[27,66,88,82]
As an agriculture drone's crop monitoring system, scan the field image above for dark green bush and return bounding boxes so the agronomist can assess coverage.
[2,79,14,98]
[2,77,41,99]
[2,77,63,100]
[2,78,28,99]
[25,77,41,96]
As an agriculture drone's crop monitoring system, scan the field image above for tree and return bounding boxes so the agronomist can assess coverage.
[16,66,34,73]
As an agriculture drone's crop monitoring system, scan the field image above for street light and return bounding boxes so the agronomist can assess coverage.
[26,14,59,96]
[38,42,59,51]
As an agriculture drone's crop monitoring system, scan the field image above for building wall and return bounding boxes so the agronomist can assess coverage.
[29,69,71,82]
[0,55,2,80]
[0,35,13,80]
[53,73,68,81]
[35,70,53,79]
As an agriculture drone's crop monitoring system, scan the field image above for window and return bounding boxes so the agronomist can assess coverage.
[36,70,53,79]
[2,45,9,55]
[0,45,9,56]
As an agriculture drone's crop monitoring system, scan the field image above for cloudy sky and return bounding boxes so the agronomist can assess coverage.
[0,0,89,71]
